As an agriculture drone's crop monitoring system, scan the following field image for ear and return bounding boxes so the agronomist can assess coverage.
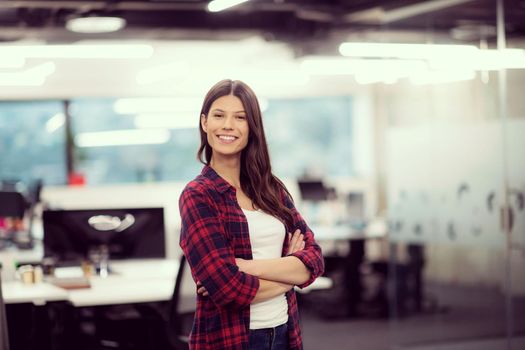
[200,114,207,133]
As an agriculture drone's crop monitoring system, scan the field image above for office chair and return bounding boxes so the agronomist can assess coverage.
[135,254,193,350]
[365,243,427,318]
[0,191,26,218]
[91,255,193,350]
[164,254,192,350]
[0,266,10,350]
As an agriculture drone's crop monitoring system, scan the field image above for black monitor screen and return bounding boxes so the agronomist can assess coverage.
[298,180,328,201]
[43,207,166,263]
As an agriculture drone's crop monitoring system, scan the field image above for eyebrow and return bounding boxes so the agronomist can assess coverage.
[212,108,246,114]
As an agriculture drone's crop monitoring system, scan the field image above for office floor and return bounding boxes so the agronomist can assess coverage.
[300,283,525,350]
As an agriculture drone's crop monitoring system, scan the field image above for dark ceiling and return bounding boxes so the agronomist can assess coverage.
[1,0,525,53]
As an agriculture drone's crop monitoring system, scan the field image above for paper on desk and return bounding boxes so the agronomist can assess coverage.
[54,266,84,278]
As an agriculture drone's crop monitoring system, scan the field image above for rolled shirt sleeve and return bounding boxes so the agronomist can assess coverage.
[179,186,260,308]
[283,193,325,289]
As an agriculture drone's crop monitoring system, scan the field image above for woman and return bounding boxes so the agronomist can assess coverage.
[179,79,324,350]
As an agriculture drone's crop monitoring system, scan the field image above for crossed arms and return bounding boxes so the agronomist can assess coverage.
[198,230,310,304]
[179,186,324,308]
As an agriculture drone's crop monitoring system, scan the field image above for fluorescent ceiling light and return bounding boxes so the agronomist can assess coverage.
[339,42,478,60]
[208,0,250,12]
[76,129,171,148]
[0,44,153,59]
[66,16,126,34]
[0,61,55,86]
[0,56,25,69]
[136,61,189,85]
[354,73,399,85]
[113,97,202,114]
[134,114,198,129]
[422,48,525,71]
[300,57,427,76]
[46,113,65,133]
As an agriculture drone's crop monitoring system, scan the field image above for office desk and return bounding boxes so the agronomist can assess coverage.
[3,259,180,350]
[311,222,387,317]
[2,259,179,307]
[312,223,386,241]
[3,281,68,305]
[68,259,178,307]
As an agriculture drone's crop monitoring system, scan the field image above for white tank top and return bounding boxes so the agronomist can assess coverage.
[242,208,289,329]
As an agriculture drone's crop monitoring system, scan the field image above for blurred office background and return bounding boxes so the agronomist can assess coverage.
[1,0,525,349]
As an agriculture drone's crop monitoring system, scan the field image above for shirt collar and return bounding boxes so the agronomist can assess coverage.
[201,165,235,194]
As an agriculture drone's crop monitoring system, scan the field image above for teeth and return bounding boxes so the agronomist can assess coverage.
[219,135,236,141]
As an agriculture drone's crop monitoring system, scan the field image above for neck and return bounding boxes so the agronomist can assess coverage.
[210,154,242,189]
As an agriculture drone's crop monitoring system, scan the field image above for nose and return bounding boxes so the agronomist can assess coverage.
[222,115,234,130]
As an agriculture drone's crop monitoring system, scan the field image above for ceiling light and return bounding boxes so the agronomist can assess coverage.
[339,42,479,60]
[76,129,171,148]
[300,57,427,76]
[0,62,55,86]
[113,97,202,114]
[0,56,25,69]
[134,114,198,129]
[409,70,476,85]
[208,0,250,12]
[0,44,153,59]
[66,16,126,34]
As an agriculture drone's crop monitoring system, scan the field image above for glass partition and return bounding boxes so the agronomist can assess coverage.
[383,2,525,348]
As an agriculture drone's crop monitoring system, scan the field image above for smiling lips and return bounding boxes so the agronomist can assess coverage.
[217,135,238,144]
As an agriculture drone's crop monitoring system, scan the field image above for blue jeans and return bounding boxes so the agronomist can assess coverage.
[249,323,289,350]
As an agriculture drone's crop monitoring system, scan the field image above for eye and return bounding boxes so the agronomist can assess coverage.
[213,114,224,118]
[236,115,246,120]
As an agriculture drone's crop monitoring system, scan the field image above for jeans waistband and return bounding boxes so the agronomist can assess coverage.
[250,323,287,333]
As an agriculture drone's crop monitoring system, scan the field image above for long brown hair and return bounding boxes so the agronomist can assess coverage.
[197,79,294,229]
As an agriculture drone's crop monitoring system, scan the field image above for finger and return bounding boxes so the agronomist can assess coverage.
[290,230,300,246]
[294,234,304,250]
[300,241,305,250]
[288,237,299,255]
[203,291,209,296]
[197,287,207,294]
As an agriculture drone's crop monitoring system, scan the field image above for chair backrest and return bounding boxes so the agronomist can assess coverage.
[0,268,11,350]
[166,254,196,349]
[0,191,26,218]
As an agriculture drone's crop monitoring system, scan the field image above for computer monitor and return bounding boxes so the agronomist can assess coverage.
[297,180,328,201]
[43,207,166,264]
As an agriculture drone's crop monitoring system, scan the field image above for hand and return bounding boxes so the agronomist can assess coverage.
[287,229,305,255]
[196,281,208,296]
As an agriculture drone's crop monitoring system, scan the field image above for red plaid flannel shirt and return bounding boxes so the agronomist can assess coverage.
[179,165,324,350]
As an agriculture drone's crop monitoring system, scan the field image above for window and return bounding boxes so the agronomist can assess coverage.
[0,100,66,186]
[265,96,354,178]
[0,96,354,187]
[70,98,201,185]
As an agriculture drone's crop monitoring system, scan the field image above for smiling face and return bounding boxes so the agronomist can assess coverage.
[200,94,249,161]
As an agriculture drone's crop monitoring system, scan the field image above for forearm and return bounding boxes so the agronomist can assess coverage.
[252,278,293,304]
[246,256,311,286]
